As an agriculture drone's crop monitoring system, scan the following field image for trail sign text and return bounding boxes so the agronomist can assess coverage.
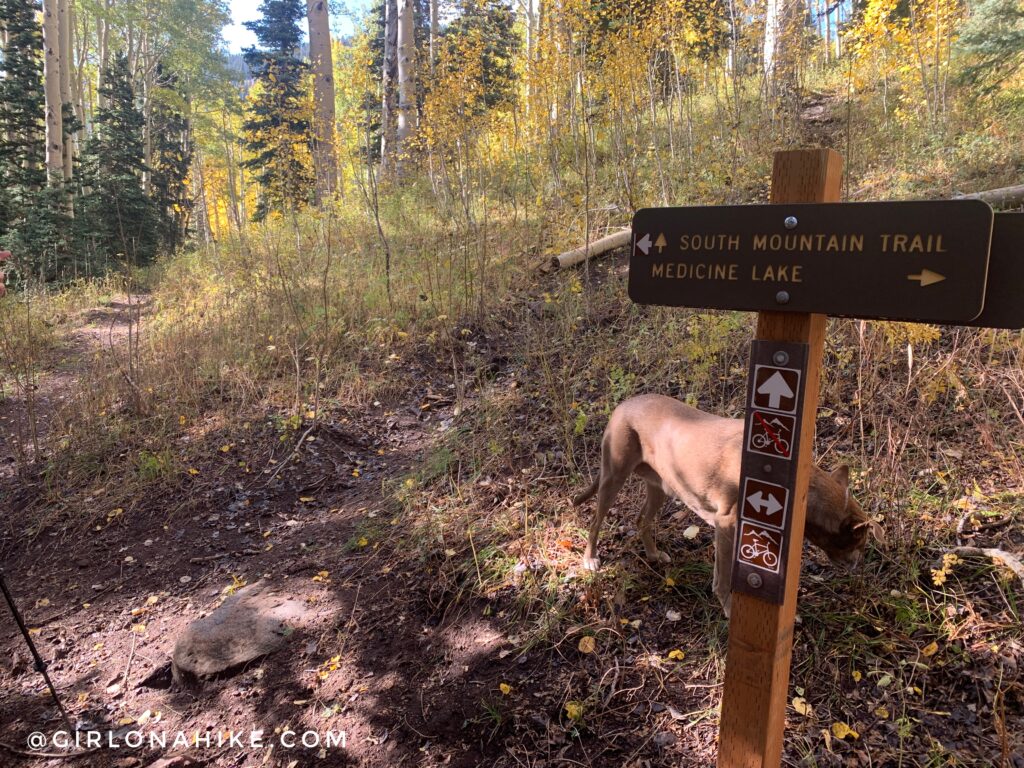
[629,200,994,324]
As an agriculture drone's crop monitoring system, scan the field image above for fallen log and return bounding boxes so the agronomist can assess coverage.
[954,183,1024,208]
[546,228,631,271]
[952,546,1024,587]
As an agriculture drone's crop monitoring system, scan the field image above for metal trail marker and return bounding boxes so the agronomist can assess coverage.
[627,148,1021,767]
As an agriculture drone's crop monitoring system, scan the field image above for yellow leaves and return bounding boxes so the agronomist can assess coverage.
[298,496,316,503]
[564,701,584,722]
[852,670,862,683]
[317,655,342,681]
[499,683,512,695]
[667,649,685,661]
[187,467,200,475]
[219,443,233,453]
[830,721,860,740]
[921,641,939,657]
[664,576,676,587]
[932,552,960,586]
[874,705,890,719]
[792,697,813,717]
[131,623,147,634]
[356,536,369,548]
[312,571,331,583]
[578,636,596,654]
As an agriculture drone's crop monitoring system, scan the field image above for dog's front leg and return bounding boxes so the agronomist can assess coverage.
[712,511,737,617]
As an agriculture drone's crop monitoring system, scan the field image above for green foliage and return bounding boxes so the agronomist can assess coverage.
[77,54,160,268]
[150,68,194,253]
[440,0,521,112]
[0,0,69,279]
[958,0,1024,92]
[242,0,315,221]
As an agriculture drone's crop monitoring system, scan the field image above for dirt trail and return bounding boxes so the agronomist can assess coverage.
[0,297,538,768]
[0,295,149,480]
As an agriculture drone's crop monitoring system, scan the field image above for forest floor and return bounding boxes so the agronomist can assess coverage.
[1,250,1022,768]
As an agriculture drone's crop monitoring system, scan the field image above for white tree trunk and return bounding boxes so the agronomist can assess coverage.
[763,0,779,83]
[58,0,73,184]
[307,0,338,201]
[380,0,398,172]
[429,0,438,75]
[395,0,415,163]
[42,0,64,186]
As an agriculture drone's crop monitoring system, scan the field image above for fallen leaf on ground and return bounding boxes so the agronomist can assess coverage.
[578,636,596,654]
[831,721,859,740]
[792,696,813,717]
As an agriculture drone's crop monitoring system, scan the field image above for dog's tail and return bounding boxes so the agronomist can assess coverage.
[572,474,600,506]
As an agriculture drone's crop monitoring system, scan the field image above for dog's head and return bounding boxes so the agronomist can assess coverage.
[805,465,883,567]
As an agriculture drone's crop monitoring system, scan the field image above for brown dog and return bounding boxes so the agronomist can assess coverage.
[574,394,882,614]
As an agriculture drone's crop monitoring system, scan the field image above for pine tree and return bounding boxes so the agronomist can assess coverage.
[0,0,68,279]
[958,0,1024,93]
[150,68,194,253]
[441,0,520,113]
[242,0,315,221]
[77,54,160,267]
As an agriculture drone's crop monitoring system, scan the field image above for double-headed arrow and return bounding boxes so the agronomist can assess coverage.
[746,490,783,517]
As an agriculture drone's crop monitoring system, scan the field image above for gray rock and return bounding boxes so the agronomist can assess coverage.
[171,581,311,686]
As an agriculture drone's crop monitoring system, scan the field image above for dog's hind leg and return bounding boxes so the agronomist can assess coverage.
[638,481,671,564]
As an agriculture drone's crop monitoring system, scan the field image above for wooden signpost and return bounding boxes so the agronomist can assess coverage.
[627,148,1023,767]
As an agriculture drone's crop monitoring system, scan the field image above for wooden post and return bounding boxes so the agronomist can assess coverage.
[717,148,843,768]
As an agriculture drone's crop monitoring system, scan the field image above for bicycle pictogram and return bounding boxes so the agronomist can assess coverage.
[737,522,783,573]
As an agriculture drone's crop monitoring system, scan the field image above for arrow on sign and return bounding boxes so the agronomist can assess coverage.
[746,491,783,517]
[757,371,795,409]
[636,234,652,255]
[907,269,946,286]
[654,233,667,253]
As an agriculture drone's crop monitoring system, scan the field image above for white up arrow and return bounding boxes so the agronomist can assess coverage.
[746,491,783,517]
[636,233,652,255]
[757,371,795,409]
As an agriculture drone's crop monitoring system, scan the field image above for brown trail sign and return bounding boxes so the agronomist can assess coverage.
[627,148,1021,767]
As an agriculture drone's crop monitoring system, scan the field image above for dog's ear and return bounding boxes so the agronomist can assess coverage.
[854,518,886,548]
[831,465,850,487]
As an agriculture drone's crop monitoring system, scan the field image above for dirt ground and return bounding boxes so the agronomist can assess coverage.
[1,286,1022,768]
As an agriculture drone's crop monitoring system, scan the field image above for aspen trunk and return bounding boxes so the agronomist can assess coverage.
[72,0,87,139]
[429,0,438,75]
[395,0,415,166]
[307,0,338,201]
[58,0,73,184]
[380,0,398,172]
[42,0,64,186]
[97,0,110,108]
[763,0,779,84]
